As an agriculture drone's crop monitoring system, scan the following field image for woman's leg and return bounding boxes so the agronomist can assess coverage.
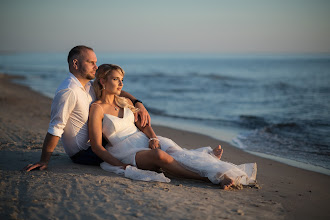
[135,148,234,189]
[135,149,207,181]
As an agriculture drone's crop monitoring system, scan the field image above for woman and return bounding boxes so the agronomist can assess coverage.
[89,64,257,189]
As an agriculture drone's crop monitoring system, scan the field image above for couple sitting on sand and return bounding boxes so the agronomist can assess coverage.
[24,45,257,189]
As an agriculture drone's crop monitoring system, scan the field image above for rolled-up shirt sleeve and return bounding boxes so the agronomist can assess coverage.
[48,88,77,137]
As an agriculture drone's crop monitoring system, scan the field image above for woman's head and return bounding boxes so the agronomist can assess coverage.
[93,64,139,113]
[94,64,125,99]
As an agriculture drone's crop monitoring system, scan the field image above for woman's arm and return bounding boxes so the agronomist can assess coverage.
[136,120,160,149]
[120,90,151,127]
[125,99,160,149]
[88,104,128,168]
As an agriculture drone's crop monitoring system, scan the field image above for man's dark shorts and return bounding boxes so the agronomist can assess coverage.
[70,147,103,165]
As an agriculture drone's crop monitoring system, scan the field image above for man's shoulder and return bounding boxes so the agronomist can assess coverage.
[56,76,81,93]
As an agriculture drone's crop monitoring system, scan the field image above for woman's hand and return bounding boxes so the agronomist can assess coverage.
[149,139,160,149]
[121,164,130,170]
[134,102,151,127]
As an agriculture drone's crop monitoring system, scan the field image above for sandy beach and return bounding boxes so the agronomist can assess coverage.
[0,73,329,220]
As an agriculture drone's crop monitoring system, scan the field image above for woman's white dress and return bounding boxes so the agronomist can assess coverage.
[100,108,257,185]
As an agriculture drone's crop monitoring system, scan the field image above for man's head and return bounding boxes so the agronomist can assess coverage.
[67,45,98,82]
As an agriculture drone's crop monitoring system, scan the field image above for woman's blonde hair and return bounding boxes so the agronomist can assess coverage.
[94,64,139,113]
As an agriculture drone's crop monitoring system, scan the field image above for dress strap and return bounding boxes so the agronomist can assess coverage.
[91,102,104,114]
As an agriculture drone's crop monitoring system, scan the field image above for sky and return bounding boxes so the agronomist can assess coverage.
[0,0,330,53]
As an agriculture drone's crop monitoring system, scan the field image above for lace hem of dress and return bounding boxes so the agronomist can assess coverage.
[100,162,170,183]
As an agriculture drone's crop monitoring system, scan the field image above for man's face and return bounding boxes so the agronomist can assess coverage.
[77,50,98,80]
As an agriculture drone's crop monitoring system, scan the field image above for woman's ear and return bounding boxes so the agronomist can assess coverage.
[100,78,105,88]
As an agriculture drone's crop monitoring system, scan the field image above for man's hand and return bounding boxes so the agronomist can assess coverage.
[23,161,48,172]
[135,102,151,127]
[23,133,59,172]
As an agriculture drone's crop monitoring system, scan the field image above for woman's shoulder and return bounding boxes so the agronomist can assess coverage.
[90,101,105,115]
[92,100,103,104]
[91,100,104,108]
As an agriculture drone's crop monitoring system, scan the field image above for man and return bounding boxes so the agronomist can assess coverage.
[24,45,150,171]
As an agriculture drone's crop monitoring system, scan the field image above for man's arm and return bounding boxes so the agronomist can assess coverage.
[23,133,60,171]
[24,88,75,171]
[120,90,151,127]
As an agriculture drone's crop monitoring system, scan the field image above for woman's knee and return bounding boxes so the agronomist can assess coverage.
[151,149,173,164]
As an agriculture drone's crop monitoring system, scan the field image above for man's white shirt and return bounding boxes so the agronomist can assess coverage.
[48,73,96,156]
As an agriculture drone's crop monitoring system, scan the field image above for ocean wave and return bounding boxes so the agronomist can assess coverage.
[234,125,330,169]
[128,71,247,82]
[166,88,201,93]
[147,107,234,124]
[238,115,269,129]
[0,65,67,77]
[147,107,276,130]
[262,122,300,132]
[190,72,243,81]
[260,81,303,95]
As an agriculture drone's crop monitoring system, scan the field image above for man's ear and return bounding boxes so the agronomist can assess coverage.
[72,59,78,69]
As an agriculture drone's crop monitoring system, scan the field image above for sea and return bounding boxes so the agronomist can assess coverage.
[1,52,329,175]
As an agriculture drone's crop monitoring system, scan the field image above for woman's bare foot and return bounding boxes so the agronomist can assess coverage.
[220,175,234,190]
[212,145,223,160]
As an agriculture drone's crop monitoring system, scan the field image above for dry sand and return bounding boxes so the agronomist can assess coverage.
[1,73,329,220]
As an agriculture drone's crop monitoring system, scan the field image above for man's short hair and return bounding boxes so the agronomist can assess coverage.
[67,45,94,64]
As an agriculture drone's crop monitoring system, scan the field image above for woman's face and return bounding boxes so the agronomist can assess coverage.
[103,69,124,95]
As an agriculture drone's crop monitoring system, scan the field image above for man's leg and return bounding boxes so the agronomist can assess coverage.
[70,147,103,165]
[135,149,207,181]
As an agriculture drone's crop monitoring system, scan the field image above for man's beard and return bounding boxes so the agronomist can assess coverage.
[82,70,95,80]
[86,74,95,80]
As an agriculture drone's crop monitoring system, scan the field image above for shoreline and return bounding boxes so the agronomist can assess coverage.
[1,73,330,219]
[151,116,330,176]
[10,72,330,176]
[11,73,330,176]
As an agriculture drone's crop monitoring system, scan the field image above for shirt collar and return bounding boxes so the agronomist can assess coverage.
[68,73,92,90]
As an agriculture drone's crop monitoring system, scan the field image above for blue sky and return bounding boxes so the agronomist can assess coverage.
[1,0,329,53]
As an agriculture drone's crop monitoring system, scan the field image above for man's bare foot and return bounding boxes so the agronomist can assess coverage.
[212,145,223,160]
[220,174,234,190]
